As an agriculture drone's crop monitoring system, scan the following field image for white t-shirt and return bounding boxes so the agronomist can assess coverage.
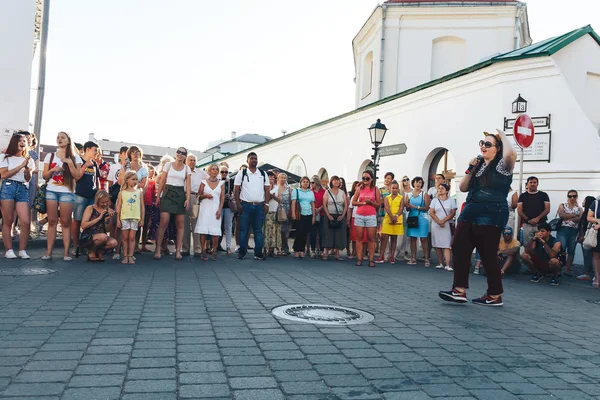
[107,163,121,183]
[43,152,83,193]
[0,154,35,184]
[164,162,191,187]
[268,186,279,212]
[190,168,209,193]
[234,168,269,203]
[427,187,438,199]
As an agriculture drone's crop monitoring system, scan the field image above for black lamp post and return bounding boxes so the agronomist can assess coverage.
[368,119,388,181]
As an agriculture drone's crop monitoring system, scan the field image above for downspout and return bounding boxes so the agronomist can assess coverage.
[395,15,403,94]
[513,5,519,49]
[378,3,387,100]
[33,0,50,157]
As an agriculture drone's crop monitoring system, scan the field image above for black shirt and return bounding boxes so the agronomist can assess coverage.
[75,159,100,199]
[518,191,550,223]
[533,235,558,261]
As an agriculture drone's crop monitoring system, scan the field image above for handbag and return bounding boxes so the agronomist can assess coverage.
[326,189,342,229]
[33,153,54,214]
[192,204,199,219]
[438,198,456,235]
[292,188,302,221]
[277,206,288,223]
[583,202,598,249]
[406,193,424,229]
[549,205,564,232]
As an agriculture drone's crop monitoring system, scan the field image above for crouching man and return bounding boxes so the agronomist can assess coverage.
[498,226,521,276]
[522,222,562,286]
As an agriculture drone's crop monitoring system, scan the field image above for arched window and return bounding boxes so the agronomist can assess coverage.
[287,155,307,179]
[431,37,467,80]
[361,51,374,99]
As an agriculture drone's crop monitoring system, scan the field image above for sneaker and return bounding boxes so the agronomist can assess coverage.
[254,255,265,260]
[550,276,559,286]
[5,249,17,259]
[473,267,480,275]
[375,257,385,264]
[438,289,468,303]
[576,274,591,281]
[435,264,444,269]
[530,273,542,283]
[472,294,503,307]
[444,265,454,272]
[237,255,245,260]
[389,257,396,264]
[18,250,30,260]
[112,253,121,260]
[235,246,240,253]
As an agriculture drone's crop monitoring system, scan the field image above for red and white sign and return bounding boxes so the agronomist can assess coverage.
[513,114,535,148]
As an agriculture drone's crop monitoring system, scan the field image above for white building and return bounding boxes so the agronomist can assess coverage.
[354,0,531,108]
[213,0,600,216]
[0,0,39,149]
[197,132,272,165]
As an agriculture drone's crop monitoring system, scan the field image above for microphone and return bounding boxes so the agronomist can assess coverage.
[465,155,484,175]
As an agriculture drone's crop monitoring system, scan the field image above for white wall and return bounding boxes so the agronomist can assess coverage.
[220,54,600,214]
[354,4,530,108]
[0,0,36,149]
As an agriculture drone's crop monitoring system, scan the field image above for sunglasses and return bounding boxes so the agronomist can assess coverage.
[503,232,512,236]
[479,140,497,148]
[568,195,578,198]
[176,150,187,156]
[402,178,409,182]
[362,177,371,181]
[220,171,228,174]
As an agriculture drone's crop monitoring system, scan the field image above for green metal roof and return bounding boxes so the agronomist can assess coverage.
[216,25,599,163]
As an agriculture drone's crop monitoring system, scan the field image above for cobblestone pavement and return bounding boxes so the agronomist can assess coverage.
[1,246,600,400]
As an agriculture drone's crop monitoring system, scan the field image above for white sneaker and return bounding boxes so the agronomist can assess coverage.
[473,267,480,275]
[5,249,17,259]
[444,265,454,271]
[18,250,30,260]
[435,264,444,269]
[235,246,240,253]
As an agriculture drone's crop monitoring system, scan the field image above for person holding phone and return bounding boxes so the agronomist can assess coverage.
[79,190,117,262]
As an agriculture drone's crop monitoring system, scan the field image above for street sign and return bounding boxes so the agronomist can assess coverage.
[379,143,407,157]
[513,114,535,149]
[504,115,550,130]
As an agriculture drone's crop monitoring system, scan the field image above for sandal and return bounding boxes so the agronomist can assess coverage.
[424,260,431,267]
[212,254,217,261]
[63,256,73,262]
[321,254,328,261]
[128,257,136,265]
[87,254,100,262]
[121,257,129,265]
[407,259,417,265]
[593,282,599,288]
[174,254,183,261]
[201,253,209,261]
[355,261,362,267]
[153,253,161,260]
[41,255,52,260]
[369,262,376,268]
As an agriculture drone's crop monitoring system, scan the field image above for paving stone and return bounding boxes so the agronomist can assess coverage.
[129,357,175,368]
[383,391,433,400]
[61,387,122,400]
[14,370,72,383]
[75,364,127,375]
[322,374,370,387]
[273,369,321,381]
[179,361,225,372]
[2,383,65,396]
[179,383,230,398]
[127,367,176,380]
[281,381,330,394]
[229,376,278,389]
[233,389,286,400]
[68,375,124,387]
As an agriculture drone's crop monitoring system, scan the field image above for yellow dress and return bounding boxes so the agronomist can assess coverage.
[381,194,404,235]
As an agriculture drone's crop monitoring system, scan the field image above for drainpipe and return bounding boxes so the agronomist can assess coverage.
[513,6,519,49]
[33,0,50,157]
[395,15,403,94]
[378,3,387,100]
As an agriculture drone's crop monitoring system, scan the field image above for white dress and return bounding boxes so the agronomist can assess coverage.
[430,197,457,249]
[194,179,223,236]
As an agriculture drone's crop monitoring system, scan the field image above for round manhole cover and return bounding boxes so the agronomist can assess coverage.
[272,304,374,325]
[0,268,56,276]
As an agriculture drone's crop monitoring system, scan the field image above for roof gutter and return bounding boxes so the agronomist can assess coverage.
[385,2,519,7]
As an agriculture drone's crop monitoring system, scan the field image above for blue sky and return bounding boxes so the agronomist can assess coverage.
[41,0,599,151]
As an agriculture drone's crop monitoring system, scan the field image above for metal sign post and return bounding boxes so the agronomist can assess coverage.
[513,114,535,236]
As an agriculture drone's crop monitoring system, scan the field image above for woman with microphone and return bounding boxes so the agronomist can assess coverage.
[439,129,516,306]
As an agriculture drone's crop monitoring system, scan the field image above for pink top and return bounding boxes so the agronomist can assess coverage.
[357,186,377,216]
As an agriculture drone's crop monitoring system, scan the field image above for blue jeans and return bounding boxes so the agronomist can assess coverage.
[0,180,29,202]
[556,227,578,256]
[239,202,265,258]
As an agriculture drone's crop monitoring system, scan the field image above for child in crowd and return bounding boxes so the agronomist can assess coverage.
[116,171,144,265]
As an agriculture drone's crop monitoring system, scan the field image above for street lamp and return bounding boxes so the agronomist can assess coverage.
[368,119,388,181]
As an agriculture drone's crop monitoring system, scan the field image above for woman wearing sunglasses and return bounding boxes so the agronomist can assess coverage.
[439,130,517,307]
[351,170,381,267]
[154,147,191,260]
[557,190,583,276]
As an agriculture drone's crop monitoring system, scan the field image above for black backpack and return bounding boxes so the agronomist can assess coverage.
[240,168,266,188]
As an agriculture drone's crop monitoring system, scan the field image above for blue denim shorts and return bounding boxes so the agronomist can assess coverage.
[354,214,378,228]
[73,195,95,221]
[0,180,29,203]
[46,190,75,204]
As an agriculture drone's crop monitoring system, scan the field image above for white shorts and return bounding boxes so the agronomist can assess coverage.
[121,219,139,231]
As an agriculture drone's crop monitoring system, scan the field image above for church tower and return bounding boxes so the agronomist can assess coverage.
[353,0,531,108]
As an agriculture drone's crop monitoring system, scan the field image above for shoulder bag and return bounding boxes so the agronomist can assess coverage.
[33,153,54,214]
[292,188,302,221]
[406,193,424,229]
[549,203,565,232]
[583,202,598,250]
[326,189,341,229]
[277,187,288,223]
[438,198,456,236]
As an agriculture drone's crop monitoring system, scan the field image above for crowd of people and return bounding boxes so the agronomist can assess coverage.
[1,130,600,302]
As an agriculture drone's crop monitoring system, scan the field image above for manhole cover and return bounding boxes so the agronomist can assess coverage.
[0,268,56,276]
[584,300,600,305]
[272,304,374,325]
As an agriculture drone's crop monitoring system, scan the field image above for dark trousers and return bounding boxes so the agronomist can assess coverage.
[452,221,503,296]
[293,215,313,252]
[239,202,265,258]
